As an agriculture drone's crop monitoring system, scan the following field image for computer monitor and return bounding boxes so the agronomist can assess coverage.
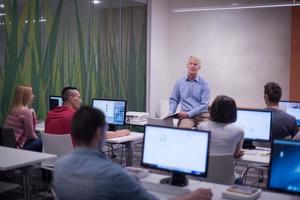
[92,99,126,128]
[234,109,272,142]
[279,100,300,127]
[268,139,300,195]
[142,125,210,186]
[49,96,63,111]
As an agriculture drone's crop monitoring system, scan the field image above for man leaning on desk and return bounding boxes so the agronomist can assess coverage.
[54,106,212,200]
[169,56,210,128]
[45,86,129,139]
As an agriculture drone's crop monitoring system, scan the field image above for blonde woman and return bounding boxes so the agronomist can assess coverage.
[3,85,42,151]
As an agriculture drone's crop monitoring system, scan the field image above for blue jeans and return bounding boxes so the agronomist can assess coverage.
[23,138,43,152]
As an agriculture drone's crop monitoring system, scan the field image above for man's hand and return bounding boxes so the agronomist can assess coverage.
[116,129,130,137]
[234,150,244,158]
[178,112,189,119]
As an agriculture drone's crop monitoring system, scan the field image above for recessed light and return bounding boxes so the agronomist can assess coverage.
[0,4,4,8]
[92,0,101,4]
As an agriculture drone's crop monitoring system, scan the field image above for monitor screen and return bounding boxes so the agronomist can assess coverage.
[49,96,63,111]
[92,99,126,126]
[234,109,272,141]
[279,101,300,127]
[268,139,300,195]
[142,125,210,177]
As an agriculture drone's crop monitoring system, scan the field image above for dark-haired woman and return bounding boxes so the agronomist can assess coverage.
[197,95,244,158]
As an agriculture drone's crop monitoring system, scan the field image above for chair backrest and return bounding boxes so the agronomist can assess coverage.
[41,132,73,158]
[0,128,16,148]
[204,154,235,185]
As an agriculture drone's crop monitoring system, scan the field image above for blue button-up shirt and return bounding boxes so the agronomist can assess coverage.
[54,148,158,200]
[169,75,210,117]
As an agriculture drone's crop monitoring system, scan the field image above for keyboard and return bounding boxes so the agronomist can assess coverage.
[142,181,190,197]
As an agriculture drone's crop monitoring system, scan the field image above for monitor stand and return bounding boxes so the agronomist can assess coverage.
[108,124,116,131]
[160,172,188,187]
[242,141,256,149]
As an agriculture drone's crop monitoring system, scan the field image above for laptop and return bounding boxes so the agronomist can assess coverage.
[146,117,174,127]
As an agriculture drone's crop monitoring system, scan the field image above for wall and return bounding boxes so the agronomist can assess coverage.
[290,7,300,101]
[149,0,292,116]
[0,0,147,123]
[148,0,170,117]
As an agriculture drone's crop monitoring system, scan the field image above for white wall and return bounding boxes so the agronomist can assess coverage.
[148,1,291,115]
[148,0,170,117]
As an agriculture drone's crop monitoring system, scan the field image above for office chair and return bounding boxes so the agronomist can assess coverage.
[202,154,235,185]
[40,132,73,170]
[0,128,17,148]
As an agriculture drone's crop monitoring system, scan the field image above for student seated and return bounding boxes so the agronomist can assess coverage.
[45,86,130,139]
[3,85,42,152]
[54,106,212,200]
[264,82,298,139]
[197,95,244,158]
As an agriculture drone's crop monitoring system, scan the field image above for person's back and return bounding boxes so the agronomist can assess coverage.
[45,106,76,134]
[265,108,298,139]
[4,107,37,148]
[3,85,41,151]
[54,106,212,200]
[54,148,154,200]
[263,82,298,140]
[198,121,244,155]
[45,87,81,134]
[198,95,244,158]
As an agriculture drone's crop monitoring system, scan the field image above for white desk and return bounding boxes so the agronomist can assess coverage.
[106,132,144,166]
[141,173,295,200]
[0,146,57,200]
[36,121,45,132]
[238,148,271,165]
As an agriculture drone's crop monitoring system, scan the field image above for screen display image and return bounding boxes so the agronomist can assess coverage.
[234,109,272,141]
[92,99,126,125]
[142,125,210,177]
[49,96,63,111]
[279,101,300,126]
[268,140,300,195]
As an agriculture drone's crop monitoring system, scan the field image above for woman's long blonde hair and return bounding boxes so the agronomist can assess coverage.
[10,85,33,114]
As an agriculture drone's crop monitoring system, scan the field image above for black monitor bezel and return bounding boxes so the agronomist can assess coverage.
[92,98,127,126]
[236,108,272,142]
[141,124,211,178]
[48,95,63,111]
[267,139,300,196]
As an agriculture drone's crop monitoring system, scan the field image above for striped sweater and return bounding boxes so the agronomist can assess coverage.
[3,107,37,148]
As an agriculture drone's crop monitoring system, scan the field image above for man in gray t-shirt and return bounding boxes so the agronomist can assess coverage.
[264,82,298,139]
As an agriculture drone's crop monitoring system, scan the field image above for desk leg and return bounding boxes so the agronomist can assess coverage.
[125,142,133,166]
[22,166,33,200]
